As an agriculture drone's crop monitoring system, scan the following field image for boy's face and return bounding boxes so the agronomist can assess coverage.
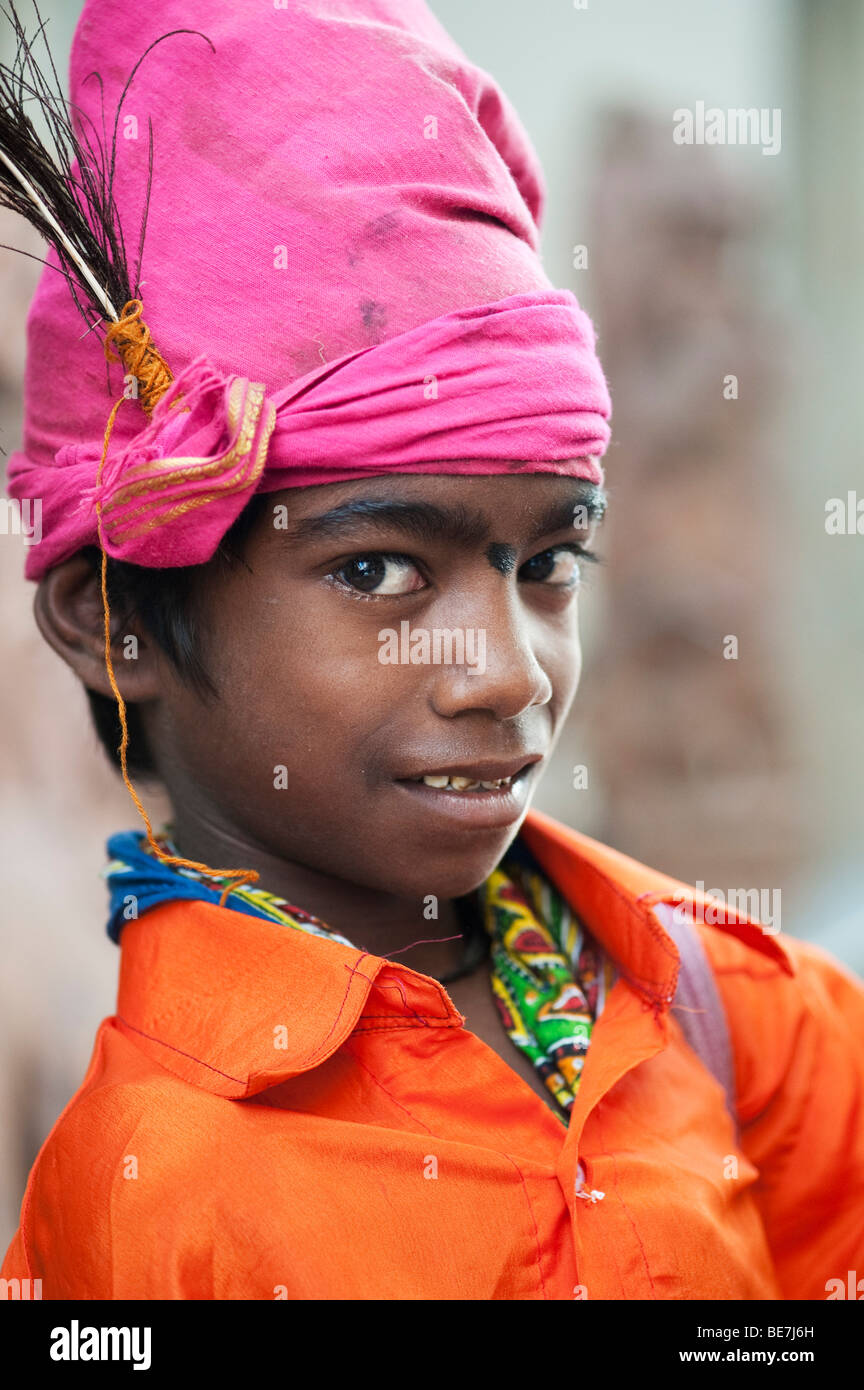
[143,473,598,901]
[53,472,599,904]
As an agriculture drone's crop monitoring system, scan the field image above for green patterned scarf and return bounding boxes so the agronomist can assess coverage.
[476,853,616,1118]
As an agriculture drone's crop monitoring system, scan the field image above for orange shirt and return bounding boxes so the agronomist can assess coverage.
[3,808,863,1300]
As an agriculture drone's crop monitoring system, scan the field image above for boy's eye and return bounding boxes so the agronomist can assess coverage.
[329,543,597,597]
[333,552,427,596]
[520,544,589,587]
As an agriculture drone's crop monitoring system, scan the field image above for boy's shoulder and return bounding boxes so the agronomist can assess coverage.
[522,807,864,1116]
[523,804,862,980]
[521,806,799,978]
[3,1019,224,1297]
[25,1014,228,1175]
[700,919,864,1122]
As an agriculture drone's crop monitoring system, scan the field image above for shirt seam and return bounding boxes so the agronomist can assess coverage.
[355,1018,462,1032]
[299,953,377,1068]
[116,1015,245,1085]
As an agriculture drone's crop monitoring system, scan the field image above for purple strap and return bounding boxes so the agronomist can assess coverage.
[650,901,738,1138]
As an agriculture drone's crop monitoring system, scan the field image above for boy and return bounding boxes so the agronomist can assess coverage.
[2,0,863,1300]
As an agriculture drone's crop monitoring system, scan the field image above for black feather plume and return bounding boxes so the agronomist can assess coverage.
[0,0,214,335]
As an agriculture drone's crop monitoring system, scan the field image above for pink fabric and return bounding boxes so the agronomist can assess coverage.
[5,0,612,578]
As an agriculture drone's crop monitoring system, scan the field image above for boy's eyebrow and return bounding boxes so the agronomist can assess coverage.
[279,481,606,547]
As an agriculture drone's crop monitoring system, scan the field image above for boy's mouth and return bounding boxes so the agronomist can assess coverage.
[410,772,514,793]
[398,755,540,793]
[392,757,541,827]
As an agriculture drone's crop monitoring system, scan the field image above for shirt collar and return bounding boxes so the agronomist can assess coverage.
[520,808,794,1000]
[115,808,795,1096]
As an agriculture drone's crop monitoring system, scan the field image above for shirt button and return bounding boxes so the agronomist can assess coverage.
[574,1159,605,1204]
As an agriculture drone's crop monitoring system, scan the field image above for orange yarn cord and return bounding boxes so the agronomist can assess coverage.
[103,299,176,416]
[94,311,259,908]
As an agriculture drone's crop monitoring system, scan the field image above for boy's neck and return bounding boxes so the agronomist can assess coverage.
[169,811,471,983]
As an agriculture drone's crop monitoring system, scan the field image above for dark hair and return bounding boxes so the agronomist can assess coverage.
[81,493,270,778]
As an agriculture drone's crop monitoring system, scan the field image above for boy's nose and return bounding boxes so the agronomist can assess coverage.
[427,606,555,721]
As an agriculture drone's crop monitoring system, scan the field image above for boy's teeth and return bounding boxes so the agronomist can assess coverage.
[419,774,512,791]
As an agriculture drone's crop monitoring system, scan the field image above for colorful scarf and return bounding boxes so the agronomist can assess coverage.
[104,830,355,948]
[104,829,614,1121]
[476,843,616,1118]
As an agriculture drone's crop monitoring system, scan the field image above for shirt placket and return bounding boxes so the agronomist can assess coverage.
[558,976,668,1295]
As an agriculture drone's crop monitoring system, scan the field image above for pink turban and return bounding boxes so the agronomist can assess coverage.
[6,0,612,578]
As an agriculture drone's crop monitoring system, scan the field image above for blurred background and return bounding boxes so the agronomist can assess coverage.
[1,0,862,1247]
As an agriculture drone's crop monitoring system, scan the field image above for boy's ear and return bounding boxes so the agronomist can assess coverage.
[33,554,163,702]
